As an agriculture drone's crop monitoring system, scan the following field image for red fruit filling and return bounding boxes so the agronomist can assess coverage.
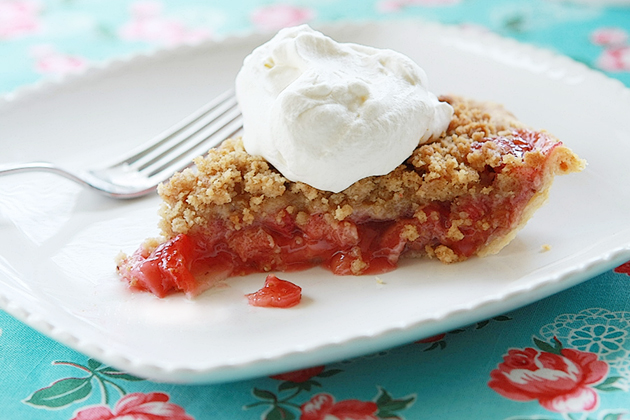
[246,274,302,308]
[118,130,560,297]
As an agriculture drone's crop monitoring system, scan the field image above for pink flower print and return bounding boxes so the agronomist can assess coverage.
[488,347,608,413]
[596,46,630,72]
[591,27,628,47]
[251,4,315,32]
[118,1,211,46]
[71,392,194,420]
[0,0,41,39]
[590,27,630,73]
[30,45,88,75]
[377,1,404,13]
[129,0,162,16]
[378,0,460,13]
[300,393,379,420]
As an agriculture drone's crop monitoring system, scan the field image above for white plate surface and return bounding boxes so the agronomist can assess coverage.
[1,20,630,384]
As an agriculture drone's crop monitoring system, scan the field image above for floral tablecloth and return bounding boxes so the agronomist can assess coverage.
[1,0,630,419]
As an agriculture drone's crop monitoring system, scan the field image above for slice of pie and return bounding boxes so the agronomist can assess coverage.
[116,95,585,298]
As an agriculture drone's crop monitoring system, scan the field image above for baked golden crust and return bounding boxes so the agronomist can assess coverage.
[157,95,584,263]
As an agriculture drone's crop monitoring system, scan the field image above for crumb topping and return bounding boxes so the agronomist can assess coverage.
[157,96,584,245]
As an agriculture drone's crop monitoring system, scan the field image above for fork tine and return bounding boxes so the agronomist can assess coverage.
[147,114,244,182]
[139,109,242,177]
[114,89,237,167]
[131,99,239,172]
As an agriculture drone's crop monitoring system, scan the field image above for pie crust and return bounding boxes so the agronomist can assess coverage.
[116,95,585,297]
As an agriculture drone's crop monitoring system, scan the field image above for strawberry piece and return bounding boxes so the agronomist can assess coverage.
[246,274,302,308]
[128,234,197,298]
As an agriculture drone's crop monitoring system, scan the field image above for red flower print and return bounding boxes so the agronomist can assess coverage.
[301,393,378,420]
[614,260,630,276]
[270,365,325,382]
[251,4,315,32]
[71,392,194,420]
[417,333,446,343]
[488,348,608,413]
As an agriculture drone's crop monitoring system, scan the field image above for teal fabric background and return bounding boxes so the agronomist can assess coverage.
[1,1,630,419]
[1,0,629,94]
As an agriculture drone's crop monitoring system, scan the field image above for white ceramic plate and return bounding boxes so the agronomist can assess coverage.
[1,20,629,384]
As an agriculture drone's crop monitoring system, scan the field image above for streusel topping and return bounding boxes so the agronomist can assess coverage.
[157,96,583,238]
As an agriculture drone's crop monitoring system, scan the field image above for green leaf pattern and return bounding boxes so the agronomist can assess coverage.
[375,387,416,419]
[25,377,92,408]
[24,358,145,410]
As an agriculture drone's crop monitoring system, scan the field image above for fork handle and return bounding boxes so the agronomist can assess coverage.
[0,161,154,198]
[0,161,58,175]
[0,161,89,188]
[0,161,76,179]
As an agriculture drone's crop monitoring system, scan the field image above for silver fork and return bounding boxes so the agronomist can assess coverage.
[0,89,242,199]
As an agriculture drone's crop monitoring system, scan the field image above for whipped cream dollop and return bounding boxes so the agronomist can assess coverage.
[235,25,453,193]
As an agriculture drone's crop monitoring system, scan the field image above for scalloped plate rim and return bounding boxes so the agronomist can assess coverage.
[1,19,629,384]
